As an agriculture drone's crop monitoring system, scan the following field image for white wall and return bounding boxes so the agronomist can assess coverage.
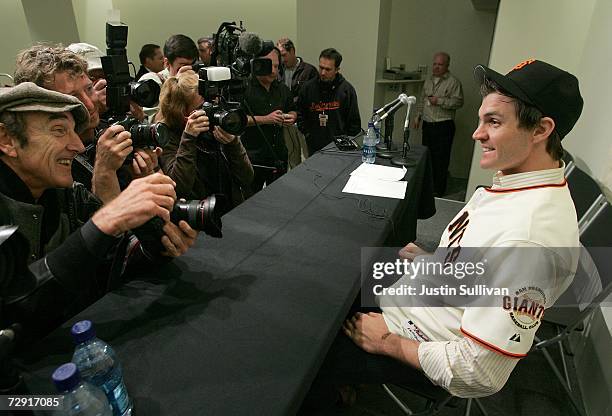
[297,0,381,131]
[0,1,32,82]
[473,1,612,414]
[109,0,297,73]
[22,0,80,45]
[384,0,497,178]
[466,0,599,197]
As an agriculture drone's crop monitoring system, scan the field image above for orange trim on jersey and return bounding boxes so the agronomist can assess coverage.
[484,179,567,194]
[460,327,526,358]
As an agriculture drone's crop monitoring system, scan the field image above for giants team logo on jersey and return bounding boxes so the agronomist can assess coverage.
[445,211,469,263]
[502,286,546,330]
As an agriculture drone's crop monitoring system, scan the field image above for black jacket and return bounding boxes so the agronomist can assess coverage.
[0,160,160,341]
[287,58,318,100]
[297,73,362,154]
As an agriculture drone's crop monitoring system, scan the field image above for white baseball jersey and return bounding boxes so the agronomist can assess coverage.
[382,163,579,358]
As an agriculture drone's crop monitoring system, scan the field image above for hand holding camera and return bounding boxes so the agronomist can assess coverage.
[211,126,237,144]
[185,110,210,137]
[91,172,177,236]
[95,124,133,172]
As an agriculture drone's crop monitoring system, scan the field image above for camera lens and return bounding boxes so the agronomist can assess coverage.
[171,196,223,238]
[129,79,161,108]
[129,122,170,148]
[216,108,247,135]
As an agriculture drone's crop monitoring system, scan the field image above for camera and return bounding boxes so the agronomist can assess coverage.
[113,116,170,148]
[197,66,248,136]
[171,196,223,238]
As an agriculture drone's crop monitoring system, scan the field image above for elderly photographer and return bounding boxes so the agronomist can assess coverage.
[0,83,197,338]
[14,44,154,203]
[155,71,253,212]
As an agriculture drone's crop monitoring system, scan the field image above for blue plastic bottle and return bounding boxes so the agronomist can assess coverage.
[52,362,113,416]
[71,321,132,416]
[362,122,377,163]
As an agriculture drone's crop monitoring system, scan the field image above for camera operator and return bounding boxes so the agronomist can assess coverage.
[242,44,296,194]
[14,44,155,203]
[155,71,253,212]
[0,83,197,339]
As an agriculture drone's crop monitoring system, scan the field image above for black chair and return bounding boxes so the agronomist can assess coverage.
[383,192,612,416]
[533,195,612,416]
[566,165,603,222]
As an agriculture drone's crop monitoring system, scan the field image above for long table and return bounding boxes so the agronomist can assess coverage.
[20,145,434,415]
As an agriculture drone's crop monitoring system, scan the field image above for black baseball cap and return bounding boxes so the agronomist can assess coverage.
[474,59,583,140]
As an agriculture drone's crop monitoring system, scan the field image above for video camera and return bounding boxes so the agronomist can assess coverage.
[194,21,275,136]
[101,21,168,149]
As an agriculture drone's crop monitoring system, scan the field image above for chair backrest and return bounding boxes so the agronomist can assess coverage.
[566,166,603,221]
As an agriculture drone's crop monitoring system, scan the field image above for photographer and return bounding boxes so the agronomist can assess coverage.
[242,44,296,194]
[0,83,197,339]
[14,44,155,203]
[155,71,253,212]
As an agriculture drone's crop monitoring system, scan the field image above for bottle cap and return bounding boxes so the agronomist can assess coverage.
[52,362,81,392]
[71,320,96,344]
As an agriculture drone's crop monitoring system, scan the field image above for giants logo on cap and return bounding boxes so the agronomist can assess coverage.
[512,59,535,71]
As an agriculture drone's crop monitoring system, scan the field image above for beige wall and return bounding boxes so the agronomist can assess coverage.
[297,0,381,130]
[466,0,599,197]
[110,0,297,73]
[0,1,31,82]
[472,1,612,414]
[384,0,497,178]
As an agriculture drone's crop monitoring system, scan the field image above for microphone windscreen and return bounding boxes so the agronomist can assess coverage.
[238,32,263,56]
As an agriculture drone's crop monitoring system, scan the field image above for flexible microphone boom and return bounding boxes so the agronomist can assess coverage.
[379,94,411,121]
[374,93,407,116]
[403,96,417,129]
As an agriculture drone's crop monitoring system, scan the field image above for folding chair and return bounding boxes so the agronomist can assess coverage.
[532,195,612,416]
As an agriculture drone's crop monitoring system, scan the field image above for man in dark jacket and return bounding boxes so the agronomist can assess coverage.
[277,38,318,100]
[242,45,297,194]
[297,48,361,155]
[0,83,194,340]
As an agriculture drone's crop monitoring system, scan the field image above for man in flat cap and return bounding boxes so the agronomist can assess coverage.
[0,82,195,339]
[308,60,583,404]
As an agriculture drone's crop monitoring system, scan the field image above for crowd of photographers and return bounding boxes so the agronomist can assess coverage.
[0,24,361,346]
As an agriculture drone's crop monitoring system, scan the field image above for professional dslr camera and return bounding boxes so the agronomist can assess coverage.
[101,21,168,149]
[194,21,275,136]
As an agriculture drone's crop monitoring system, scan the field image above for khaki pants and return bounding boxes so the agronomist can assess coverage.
[283,125,309,169]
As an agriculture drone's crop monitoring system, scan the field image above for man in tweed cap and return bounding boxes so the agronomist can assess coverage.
[0,83,194,339]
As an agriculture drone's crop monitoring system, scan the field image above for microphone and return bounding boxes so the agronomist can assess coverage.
[374,93,407,116]
[403,96,417,129]
[238,32,263,56]
[379,94,411,121]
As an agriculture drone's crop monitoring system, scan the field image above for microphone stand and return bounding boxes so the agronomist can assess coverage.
[391,102,416,167]
[377,115,397,159]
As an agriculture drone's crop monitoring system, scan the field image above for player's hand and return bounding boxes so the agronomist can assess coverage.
[398,242,429,261]
[343,312,391,355]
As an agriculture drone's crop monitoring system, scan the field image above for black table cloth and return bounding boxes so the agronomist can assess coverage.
[20,144,434,415]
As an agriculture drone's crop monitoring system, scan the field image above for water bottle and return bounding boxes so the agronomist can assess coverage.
[373,119,382,144]
[71,321,132,416]
[52,362,113,416]
[362,122,377,164]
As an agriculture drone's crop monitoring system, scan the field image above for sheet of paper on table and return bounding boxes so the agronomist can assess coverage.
[342,163,408,199]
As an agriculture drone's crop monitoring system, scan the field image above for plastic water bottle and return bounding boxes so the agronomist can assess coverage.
[52,362,113,416]
[373,119,382,144]
[71,321,132,416]
[362,122,377,164]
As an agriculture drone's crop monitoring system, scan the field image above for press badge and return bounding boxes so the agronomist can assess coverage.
[319,112,328,127]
